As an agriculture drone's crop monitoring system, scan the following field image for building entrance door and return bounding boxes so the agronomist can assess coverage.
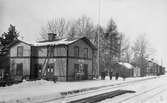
[33,64,42,79]
[74,64,80,80]
[83,64,88,80]
[16,63,23,76]
[16,63,23,81]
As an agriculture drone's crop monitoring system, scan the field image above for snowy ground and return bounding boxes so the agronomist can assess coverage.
[0,76,156,103]
[100,74,167,103]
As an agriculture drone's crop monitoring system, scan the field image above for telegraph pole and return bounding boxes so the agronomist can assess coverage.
[97,0,101,78]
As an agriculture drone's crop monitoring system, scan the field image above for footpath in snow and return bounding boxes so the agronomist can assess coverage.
[0,76,156,103]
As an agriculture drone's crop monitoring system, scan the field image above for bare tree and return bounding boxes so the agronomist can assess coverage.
[40,16,96,40]
[120,34,132,63]
[68,15,95,39]
[40,18,69,40]
[67,22,76,38]
[132,34,149,58]
[132,34,155,76]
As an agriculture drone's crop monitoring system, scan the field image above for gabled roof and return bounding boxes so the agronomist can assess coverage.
[33,37,97,50]
[0,40,22,56]
[7,37,97,50]
[0,39,33,56]
[33,38,77,46]
[80,37,97,50]
[8,39,32,48]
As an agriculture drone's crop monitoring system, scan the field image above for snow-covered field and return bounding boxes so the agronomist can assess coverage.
[0,76,155,103]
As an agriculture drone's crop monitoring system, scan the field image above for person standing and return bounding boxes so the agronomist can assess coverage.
[101,72,104,80]
[103,71,106,80]
[115,72,119,80]
[109,72,113,80]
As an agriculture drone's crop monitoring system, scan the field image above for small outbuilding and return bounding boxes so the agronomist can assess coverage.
[112,62,134,78]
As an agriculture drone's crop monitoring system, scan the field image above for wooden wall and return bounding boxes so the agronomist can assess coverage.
[68,39,93,81]
[9,39,95,81]
[34,46,67,81]
[10,42,31,79]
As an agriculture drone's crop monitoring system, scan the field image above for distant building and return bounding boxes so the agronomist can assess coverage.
[111,62,134,77]
[9,34,96,81]
[146,59,165,76]
[133,66,141,77]
[146,60,154,76]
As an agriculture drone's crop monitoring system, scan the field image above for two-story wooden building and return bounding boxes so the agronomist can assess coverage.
[9,34,96,81]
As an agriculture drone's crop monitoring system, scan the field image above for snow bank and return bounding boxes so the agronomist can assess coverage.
[3,80,55,89]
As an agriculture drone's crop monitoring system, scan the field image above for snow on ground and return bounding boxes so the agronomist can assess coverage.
[145,89,167,103]
[0,76,157,103]
[100,74,167,103]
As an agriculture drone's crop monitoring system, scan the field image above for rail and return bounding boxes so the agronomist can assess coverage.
[41,76,158,103]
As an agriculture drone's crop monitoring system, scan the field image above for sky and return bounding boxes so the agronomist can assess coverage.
[0,0,167,67]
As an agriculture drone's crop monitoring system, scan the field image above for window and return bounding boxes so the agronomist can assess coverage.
[50,47,54,57]
[16,63,23,76]
[51,68,53,72]
[17,46,23,56]
[74,64,80,73]
[47,46,54,57]
[47,63,54,72]
[54,48,58,56]
[74,46,79,57]
[54,47,66,56]
[84,48,88,58]
[79,64,83,72]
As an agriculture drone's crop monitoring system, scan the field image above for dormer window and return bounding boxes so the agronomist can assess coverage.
[17,46,23,56]
[74,46,79,57]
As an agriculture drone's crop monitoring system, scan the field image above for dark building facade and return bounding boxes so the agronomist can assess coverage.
[9,36,96,81]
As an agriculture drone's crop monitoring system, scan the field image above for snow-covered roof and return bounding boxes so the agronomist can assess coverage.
[9,37,97,50]
[33,38,78,46]
[145,58,153,62]
[32,37,97,50]
[118,62,134,69]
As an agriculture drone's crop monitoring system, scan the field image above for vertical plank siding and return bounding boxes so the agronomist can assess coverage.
[10,42,31,80]
[10,39,95,81]
[68,40,93,81]
[34,46,67,81]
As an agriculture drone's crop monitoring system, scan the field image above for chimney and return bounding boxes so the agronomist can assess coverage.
[48,33,57,41]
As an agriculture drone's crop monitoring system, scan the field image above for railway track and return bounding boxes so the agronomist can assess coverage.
[60,77,157,96]
[141,88,167,102]
[43,77,158,103]
[68,90,135,103]
[116,83,167,103]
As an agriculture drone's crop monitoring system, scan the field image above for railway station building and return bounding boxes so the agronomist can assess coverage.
[9,34,97,81]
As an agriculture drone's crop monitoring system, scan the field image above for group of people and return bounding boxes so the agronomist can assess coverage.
[101,71,125,80]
